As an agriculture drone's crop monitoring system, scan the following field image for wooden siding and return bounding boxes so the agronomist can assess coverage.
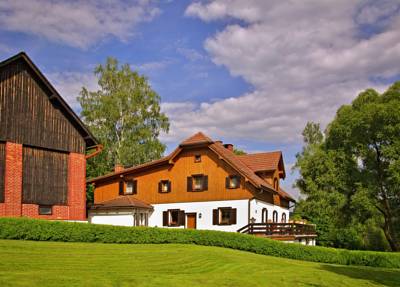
[22,146,68,205]
[95,148,255,204]
[0,142,4,202]
[0,59,85,153]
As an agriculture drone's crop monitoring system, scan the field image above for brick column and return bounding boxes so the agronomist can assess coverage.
[4,142,23,216]
[68,153,86,220]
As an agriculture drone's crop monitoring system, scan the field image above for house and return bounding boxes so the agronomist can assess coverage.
[88,132,316,244]
[0,52,99,220]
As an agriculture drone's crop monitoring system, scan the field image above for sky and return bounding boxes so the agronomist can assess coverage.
[1,0,400,199]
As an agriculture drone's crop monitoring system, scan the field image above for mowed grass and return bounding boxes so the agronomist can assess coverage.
[0,240,399,287]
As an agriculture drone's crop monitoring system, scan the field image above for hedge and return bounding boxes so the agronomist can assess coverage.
[0,217,399,268]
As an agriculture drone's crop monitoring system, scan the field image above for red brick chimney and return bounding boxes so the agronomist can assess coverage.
[224,144,234,151]
[114,164,124,173]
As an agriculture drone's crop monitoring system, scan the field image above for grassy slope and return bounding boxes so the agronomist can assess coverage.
[0,240,399,287]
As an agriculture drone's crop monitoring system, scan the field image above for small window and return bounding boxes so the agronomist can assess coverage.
[273,211,278,223]
[125,180,137,195]
[213,207,237,225]
[194,155,201,163]
[159,180,171,193]
[262,208,268,223]
[187,175,208,192]
[39,205,52,215]
[226,175,240,189]
[163,209,185,226]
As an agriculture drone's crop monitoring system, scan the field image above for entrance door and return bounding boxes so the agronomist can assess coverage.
[186,213,197,229]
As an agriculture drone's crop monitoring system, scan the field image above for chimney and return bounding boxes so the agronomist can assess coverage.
[224,143,234,151]
[114,164,124,173]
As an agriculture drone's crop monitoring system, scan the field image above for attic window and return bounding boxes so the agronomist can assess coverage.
[194,154,201,163]
[226,175,240,189]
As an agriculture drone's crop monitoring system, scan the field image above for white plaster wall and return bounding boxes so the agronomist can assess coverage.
[90,214,134,227]
[149,199,249,232]
[249,199,289,223]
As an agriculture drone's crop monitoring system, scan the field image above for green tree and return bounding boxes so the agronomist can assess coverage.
[78,57,169,179]
[233,148,247,155]
[294,82,400,251]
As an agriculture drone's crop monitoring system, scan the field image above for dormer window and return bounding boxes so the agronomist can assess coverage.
[226,175,240,189]
[158,180,171,193]
[187,174,208,192]
[126,180,137,195]
[194,154,201,163]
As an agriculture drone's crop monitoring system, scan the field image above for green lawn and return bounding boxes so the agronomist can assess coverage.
[0,240,399,287]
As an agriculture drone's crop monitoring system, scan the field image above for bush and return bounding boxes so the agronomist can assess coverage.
[0,217,399,268]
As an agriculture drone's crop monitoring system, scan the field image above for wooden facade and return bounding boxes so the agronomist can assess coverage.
[0,142,4,202]
[0,58,86,153]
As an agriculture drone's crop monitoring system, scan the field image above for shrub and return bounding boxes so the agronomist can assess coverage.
[0,217,399,268]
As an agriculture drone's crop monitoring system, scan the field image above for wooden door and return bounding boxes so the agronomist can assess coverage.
[186,213,197,229]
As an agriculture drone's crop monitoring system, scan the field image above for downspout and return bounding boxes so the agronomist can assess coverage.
[86,144,103,159]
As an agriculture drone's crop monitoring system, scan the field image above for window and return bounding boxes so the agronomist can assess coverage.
[213,207,237,225]
[194,154,201,163]
[125,180,137,195]
[226,175,240,189]
[158,180,171,193]
[39,205,52,215]
[281,213,287,223]
[163,209,185,227]
[119,181,124,195]
[187,175,208,192]
[262,208,268,223]
[273,211,278,223]
[134,212,149,226]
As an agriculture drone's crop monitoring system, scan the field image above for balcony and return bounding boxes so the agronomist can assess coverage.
[237,223,317,243]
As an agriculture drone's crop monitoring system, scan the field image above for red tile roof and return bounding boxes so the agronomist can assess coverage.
[180,131,213,146]
[91,196,153,210]
[237,151,282,172]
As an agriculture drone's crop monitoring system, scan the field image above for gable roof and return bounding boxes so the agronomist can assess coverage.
[91,196,153,210]
[87,132,294,202]
[0,52,98,147]
[237,151,286,178]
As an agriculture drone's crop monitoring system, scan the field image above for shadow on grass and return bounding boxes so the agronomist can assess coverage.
[320,264,400,287]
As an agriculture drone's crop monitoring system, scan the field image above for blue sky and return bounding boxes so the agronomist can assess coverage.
[1,0,400,198]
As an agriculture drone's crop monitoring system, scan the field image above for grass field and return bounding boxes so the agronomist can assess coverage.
[0,240,399,287]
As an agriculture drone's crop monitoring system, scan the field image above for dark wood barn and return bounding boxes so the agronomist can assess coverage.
[0,52,98,220]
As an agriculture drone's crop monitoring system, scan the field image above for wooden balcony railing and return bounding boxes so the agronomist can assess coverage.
[237,223,317,237]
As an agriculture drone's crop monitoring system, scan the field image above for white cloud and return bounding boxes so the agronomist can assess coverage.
[136,60,172,72]
[169,0,400,144]
[0,0,160,49]
[47,71,98,111]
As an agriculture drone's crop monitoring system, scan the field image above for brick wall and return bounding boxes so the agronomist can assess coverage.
[0,142,87,220]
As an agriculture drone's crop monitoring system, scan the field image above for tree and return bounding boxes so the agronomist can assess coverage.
[78,57,169,179]
[233,148,247,155]
[294,81,400,251]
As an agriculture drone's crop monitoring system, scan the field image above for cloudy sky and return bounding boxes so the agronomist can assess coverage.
[1,0,400,198]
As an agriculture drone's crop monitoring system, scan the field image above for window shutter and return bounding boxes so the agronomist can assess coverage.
[158,181,162,193]
[187,177,192,192]
[168,180,172,192]
[225,177,230,188]
[178,210,185,226]
[133,180,137,194]
[163,211,168,226]
[230,208,237,225]
[203,175,208,191]
[213,209,218,225]
[119,181,124,195]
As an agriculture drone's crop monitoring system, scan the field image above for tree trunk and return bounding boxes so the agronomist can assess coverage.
[382,200,399,252]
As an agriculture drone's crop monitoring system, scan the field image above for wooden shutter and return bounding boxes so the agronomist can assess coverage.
[119,181,124,195]
[187,177,192,191]
[178,210,186,226]
[168,181,172,192]
[163,211,168,226]
[213,209,218,225]
[203,175,208,191]
[225,177,230,189]
[230,208,237,225]
[133,180,137,194]
[158,181,162,193]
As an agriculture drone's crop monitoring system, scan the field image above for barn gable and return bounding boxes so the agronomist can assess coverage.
[0,52,97,153]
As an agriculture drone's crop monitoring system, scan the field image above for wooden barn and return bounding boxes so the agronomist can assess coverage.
[0,52,99,220]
